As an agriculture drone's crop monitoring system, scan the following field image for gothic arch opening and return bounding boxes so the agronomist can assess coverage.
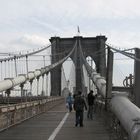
[84,56,97,94]
[86,56,96,70]
[62,57,75,96]
[50,36,107,96]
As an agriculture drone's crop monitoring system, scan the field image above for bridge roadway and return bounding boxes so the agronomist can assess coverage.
[0,102,111,140]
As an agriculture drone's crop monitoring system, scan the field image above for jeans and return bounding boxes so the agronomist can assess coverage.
[68,103,72,112]
[87,105,94,119]
[75,110,84,126]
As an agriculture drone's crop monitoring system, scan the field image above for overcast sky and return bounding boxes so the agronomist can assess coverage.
[0,0,139,87]
[0,0,140,53]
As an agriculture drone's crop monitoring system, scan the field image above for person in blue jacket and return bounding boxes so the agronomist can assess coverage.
[66,92,73,112]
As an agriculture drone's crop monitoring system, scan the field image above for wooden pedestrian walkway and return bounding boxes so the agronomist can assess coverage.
[0,102,112,140]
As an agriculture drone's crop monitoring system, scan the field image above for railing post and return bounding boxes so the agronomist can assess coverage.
[41,74,45,96]
[5,89,11,129]
[29,80,33,102]
[20,83,25,97]
[36,76,39,96]
[105,47,114,110]
[20,83,24,103]
[45,72,48,96]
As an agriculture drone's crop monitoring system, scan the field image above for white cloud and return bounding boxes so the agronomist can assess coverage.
[0,43,8,52]
[84,0,140,18]
[0,0,140,51]
[12,34,49,47]
[106,31,140,48]
[0,34,50,56]
[1,0,140,21]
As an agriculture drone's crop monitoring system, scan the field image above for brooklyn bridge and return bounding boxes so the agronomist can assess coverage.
[0,35,139,140]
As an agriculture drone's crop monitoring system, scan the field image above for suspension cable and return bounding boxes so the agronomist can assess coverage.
[79,39,107,98]
[106,43,140,62]
[44,41,77,72]
[0,42,53,62]
[0,41,77,94]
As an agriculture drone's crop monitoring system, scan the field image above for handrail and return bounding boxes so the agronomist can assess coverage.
[79,39,140,140]
[110,93,140,140]
[0,42,52,62]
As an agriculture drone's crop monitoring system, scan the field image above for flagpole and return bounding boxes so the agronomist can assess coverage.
[77,26,80,36]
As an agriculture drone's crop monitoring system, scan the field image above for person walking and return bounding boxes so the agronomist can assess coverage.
[73,91,87,127]
[66,92,73,112]
[87,90,95,120]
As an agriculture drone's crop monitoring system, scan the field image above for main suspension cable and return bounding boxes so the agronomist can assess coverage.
[106,43,140,62]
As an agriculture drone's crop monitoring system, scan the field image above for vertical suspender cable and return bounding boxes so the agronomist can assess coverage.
[8,60,10,77]
[11,59,14,77]
[43,55,45,67]
[43,55,46,95]
[22,58,24,74]
[29,80,33,101]
[46,73,48,96]
[42,75,44,96]
[26,55,29,74]
[4,60,6,78]
[14,56,17,77]
[20,58,22,74]
[1,61,2,80]
[37,77,39,96]
[19,58,21,74]
[23,58,26,74]
[88,58,91,91]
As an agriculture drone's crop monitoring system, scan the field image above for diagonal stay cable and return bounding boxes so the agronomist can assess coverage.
[44,40,77,73]
[78,39,106,98]
[78,39,95,75]
[0,41,77,93]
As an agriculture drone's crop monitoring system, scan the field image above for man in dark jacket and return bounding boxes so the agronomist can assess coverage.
[87,90,95,119]
[73,91,87,127]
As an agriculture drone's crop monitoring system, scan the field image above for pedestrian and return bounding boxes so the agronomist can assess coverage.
[87,90,95,119]
[73,91,87,127]
[66,92,73,112]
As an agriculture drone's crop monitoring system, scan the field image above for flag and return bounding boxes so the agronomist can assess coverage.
[77,26,80,33]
